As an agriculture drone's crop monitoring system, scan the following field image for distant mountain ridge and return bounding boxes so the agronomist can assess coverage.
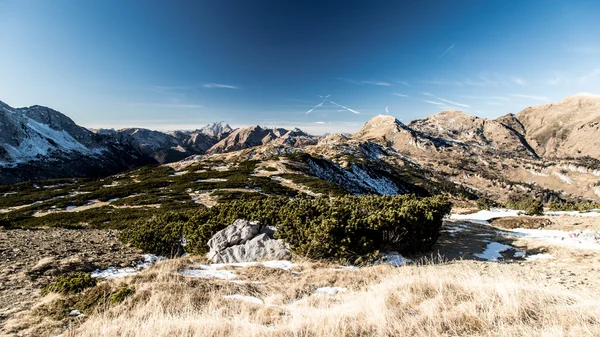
[1,93,600,199]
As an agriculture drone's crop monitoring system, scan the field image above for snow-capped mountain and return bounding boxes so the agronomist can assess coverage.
[0,101,156,184]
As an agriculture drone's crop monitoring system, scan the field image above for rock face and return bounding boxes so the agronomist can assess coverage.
[207,219,291,263]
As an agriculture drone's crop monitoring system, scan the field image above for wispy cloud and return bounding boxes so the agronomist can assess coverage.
[511,77,527,86]
[438,44,455,59]
[511,94,549,102]
[337,78,392,86]
[329,100,361,114]
[385,106,390,113]
[362,80,392,86]
[579,68,600,83]
[203,83,238,89]
[396,81,411,86]
[392,93,408,97]
[547,77,561,85]
[422,93,470,108]
[460,95,509,101]
[423,100,444,105]
[128,102,203,108]
[305,100,325,114]
[315,121,326,124]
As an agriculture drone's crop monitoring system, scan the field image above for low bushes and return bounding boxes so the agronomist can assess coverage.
[120,212,190,257]
[505,199,544,215]
[275,195,452,261]
[120,195,452,261]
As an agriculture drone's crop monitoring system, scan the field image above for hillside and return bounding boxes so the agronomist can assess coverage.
[514,93,600,158]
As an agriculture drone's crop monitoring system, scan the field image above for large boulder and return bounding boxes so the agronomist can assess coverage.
[207,219,261,252]
[207,219,291,263]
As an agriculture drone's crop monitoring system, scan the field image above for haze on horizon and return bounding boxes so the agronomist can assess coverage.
[1,0,600,134]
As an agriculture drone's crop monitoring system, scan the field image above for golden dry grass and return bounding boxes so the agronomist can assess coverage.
[66,258,600,337]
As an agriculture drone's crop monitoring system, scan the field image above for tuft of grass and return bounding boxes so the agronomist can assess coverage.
[41,273,97,296]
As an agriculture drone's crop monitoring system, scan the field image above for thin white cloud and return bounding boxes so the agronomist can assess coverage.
[329,100,361,114]
[128,102,203,108]
[337,78,392,86]
[423,100,444,105]
[435,97,470,108]
[396,81,411,86]
[336,77,363,85]
[438,44,455,59]
[315,121,326,124]
[385,106,390,113]
[362,80,392,86]
[547,77,561,85]
[579,68,600,83]
[460,95,509,100]
[305,101,325,114]
[203,83,238,89]
[422,93,470,108]
[511,94,549,102]
[392,93,408,97]
[511,77,527,86]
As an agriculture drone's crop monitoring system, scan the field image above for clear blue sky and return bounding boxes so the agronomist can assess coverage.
[1,0,600,134]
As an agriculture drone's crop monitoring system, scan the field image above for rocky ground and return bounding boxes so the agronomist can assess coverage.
[0,228,142,330]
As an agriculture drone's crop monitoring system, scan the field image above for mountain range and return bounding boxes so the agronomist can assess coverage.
[1,94,600,202]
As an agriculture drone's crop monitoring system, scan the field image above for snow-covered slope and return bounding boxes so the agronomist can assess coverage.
[0,102,105,167]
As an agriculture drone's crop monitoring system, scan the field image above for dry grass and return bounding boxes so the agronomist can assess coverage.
[65,258,600,337]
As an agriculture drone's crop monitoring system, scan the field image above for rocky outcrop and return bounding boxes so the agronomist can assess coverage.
[207,219,290,263]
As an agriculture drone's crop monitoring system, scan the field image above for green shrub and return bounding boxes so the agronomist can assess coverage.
[109,285,135,304]
[275,195,452,261]
[41,272,97,296]
[476,198,497,210]
[505,198,543,215]
[120,212,189,257]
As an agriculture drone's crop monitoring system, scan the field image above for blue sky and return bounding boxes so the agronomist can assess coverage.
[1,0,600,134]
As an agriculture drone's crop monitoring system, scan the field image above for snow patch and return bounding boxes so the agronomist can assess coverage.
[91,254,166,279]
[450,209,523,225]
[223,295,264,305]
[314,287,347,295]
[474,242,514,261]
[501,228,600,250]
[525,253,555,261]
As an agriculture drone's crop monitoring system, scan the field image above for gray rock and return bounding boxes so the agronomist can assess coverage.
[207,219,261,253]
[212,234,291,264]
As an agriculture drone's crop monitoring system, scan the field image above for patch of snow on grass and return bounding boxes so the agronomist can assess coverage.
[502,228,600,250]
[223,295,264,305]
[525,253,555,261]
[91,254,165,279]
[450,209,523,225]
[314,287,347,295]
[553,172,572,184]
[180,268,237,280]
[474,242,514,261]
[181,260,296,279]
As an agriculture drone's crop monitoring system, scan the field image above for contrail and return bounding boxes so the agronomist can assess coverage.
[438,44,455,59]
[305,101,325,114]
[329,100,361,114]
